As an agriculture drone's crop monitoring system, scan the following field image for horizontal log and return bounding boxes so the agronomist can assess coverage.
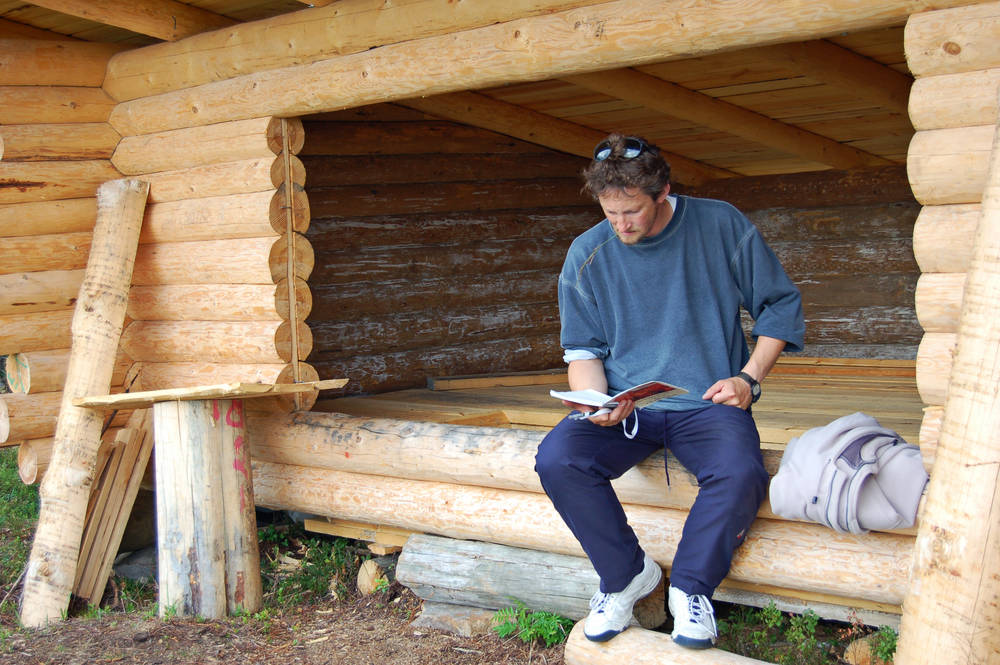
[127,283,294,321]
[915,273,966,333]
[120,319,312,364]
[0,232,91,273]
[797,274,917,309]
[0,198,96,237]
[799,305,921,346]
[268,183,311,235]
[916,332,958,405]
[144,156,301,203]
[0,309,73,355]
[912,203,980,273]
[131,235,312,285]
[269,233,315,283]
[107,0,979,135]
[251,460,916,606]
[0,39,125,86]
[919,405,944,469]
[907,125,995,205]
[303,120,551,157]
[134,361,311,390]
[140,190,279,244]
[112,117,299,175]
[0,160,121,204]
[749,200,919,242]
[905,2,1000,78]
[17,438,52,484]
[0,123,120,162]
[908,69,1000,131]
[0,269,82,316]
[1,348,132,396]
[4,391,61,442]
[769,237,917,277]
[0,86,115,124]
[564,622,768,665]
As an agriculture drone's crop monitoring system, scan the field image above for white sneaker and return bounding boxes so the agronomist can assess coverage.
[583,553,662,642]
[668,585,717,649]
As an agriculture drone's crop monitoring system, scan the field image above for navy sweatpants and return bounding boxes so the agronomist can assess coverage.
[534,404,767,597]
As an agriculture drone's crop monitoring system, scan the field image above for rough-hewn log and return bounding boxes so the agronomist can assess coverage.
[127,283,291,322]
[121,319,312,365]
[139,191,279,244]
[907,125,995,205]
[144,156,301,203]
[108,0,978,135]
[0,198,96,237]
[912,203,979,273]
[918,405,943,469]
[0,309,74,355]
[909,69,1000,131]
[251,460,915,606]
[0,161,121,204]
[1,349,131,396]
[0,124,120,162]
[564,621,769,665]
[915,272,966,333]
[3,391,63,443]
[20,179,147,627]
[767,238,917,277]
[0,86,114,125]
[131,235,312,285]
[915,332,958,406]
[904,1,1000,79]
[0,39,125,87]
[0,232,91,274]
[0,270,83,316]
[112,117,300,175]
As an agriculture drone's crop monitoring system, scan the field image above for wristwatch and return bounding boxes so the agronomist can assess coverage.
[736,372,761,403]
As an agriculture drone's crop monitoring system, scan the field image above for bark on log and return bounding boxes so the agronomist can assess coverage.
[20,178,146,628]
[250,461,916,606]
[564,621,769,665]
[0,39,125,86]
[907,125,995,205]
[127,283,289,321]
[139,191,279,244]
[143,156,301,203]
[912,203,979,273]
[909,69,1000,131]
[121,320,312,365]
[131,236,311,285]
[914,273,966,333]
[915,332,958,406]
[0,198,96,237]
[0,309,74,355]
[0,86,115,125]
[0,160,120,204]
[0,269,83,316]
[0,232,92,274]
[0,123,120,161]
[904,2,1000,79]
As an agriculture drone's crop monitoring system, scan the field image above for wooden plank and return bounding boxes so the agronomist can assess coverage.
[304,518,415,548]
[75,379,348,410]
[428,369,567,391]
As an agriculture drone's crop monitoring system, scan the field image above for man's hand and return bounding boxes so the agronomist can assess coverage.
[702,377,752,410]
[562,398,636,426]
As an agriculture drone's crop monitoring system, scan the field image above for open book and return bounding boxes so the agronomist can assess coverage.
[550,380,688,417]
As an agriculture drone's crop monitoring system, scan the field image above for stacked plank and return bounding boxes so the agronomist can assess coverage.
[905,1,1000,469]
[111,116,319,411]
[0,39,126,466]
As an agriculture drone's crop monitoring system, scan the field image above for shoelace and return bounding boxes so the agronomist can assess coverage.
[589,592,612,613]
[686,594,715,625]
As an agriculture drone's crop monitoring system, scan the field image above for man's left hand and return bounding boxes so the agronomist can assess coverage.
[702,377,752,410]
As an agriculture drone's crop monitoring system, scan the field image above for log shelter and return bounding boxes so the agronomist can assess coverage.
[1,1,998,661]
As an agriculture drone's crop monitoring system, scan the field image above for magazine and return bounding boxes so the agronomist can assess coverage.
[550,380,688,417]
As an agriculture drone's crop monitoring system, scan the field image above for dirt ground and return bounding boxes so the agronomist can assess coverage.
[3,585,566,665]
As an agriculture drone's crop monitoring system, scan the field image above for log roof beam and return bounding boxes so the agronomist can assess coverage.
[0,17,76,40]
[563,68,893,171]
[398,91,737,185]
[25,0,236,42]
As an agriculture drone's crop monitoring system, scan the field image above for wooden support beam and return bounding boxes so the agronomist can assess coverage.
[399,91,735,185]
[0,18,75,40]
[27,0,236,41]
[75,379,346,410]
[564,68,892,170]
[20,178,148,628]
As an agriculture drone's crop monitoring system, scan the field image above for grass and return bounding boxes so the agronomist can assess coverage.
[0,448,39,620]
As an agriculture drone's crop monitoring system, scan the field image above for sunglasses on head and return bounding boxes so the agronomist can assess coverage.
[593,136,651,162]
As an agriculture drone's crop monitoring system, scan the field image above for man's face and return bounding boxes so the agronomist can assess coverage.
[597,185,672,245]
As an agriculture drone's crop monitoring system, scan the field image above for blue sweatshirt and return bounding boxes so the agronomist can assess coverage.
[558,195,805,411]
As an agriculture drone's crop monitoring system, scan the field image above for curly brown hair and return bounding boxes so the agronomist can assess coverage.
[581,133,671,201]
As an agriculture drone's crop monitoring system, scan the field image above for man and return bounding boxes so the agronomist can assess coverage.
[534,134,804,648]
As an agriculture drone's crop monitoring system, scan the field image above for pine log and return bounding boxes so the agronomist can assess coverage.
[274,278,312,322]
[564,621,769,665]
[0,160,120,204]
[0,39,125,86]
[268,183,310,235]
[251,460,915,607]
[897,89,1000,665]
[0,397,7,446]
[268,233,314,283]
[4,390,131,443]
[120,319,312,364]
[904,2,1000,78]
[918,406,943,470]
[0,232,92,274]
[127,283,291,321]
[912,203,980,273]
[302,119,549,156]
[111,117,298,175]
[154,399,261,618]
[0,198,96,237]
[18,438,52,484]
[0,86,115,125]
[107,0,973,135]
[915,332,958,406]
[139,190,279,244]
[907,125,995,205]
[915,272,966,333]
[0,309,74,355]
[20,178,147,628]
[909,68,1000,131]
[131,235,312,285]
[2,348,132,396]
[0,17,69,40]
[0,269,83,316]
[143,156,302,203]
[397,534,665,628]
[0,123,120,162]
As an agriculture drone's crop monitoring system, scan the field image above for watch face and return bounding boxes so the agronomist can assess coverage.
[751,383,761,397]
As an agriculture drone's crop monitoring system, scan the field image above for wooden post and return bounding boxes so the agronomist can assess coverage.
[19,178,148,628]
[896,97,1000,665]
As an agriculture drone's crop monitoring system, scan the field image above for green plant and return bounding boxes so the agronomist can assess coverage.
[261,531,358,606]
[718,603,834,665]
[493,601,574,648]
[0,448,39,623]
[869,625,897,663]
